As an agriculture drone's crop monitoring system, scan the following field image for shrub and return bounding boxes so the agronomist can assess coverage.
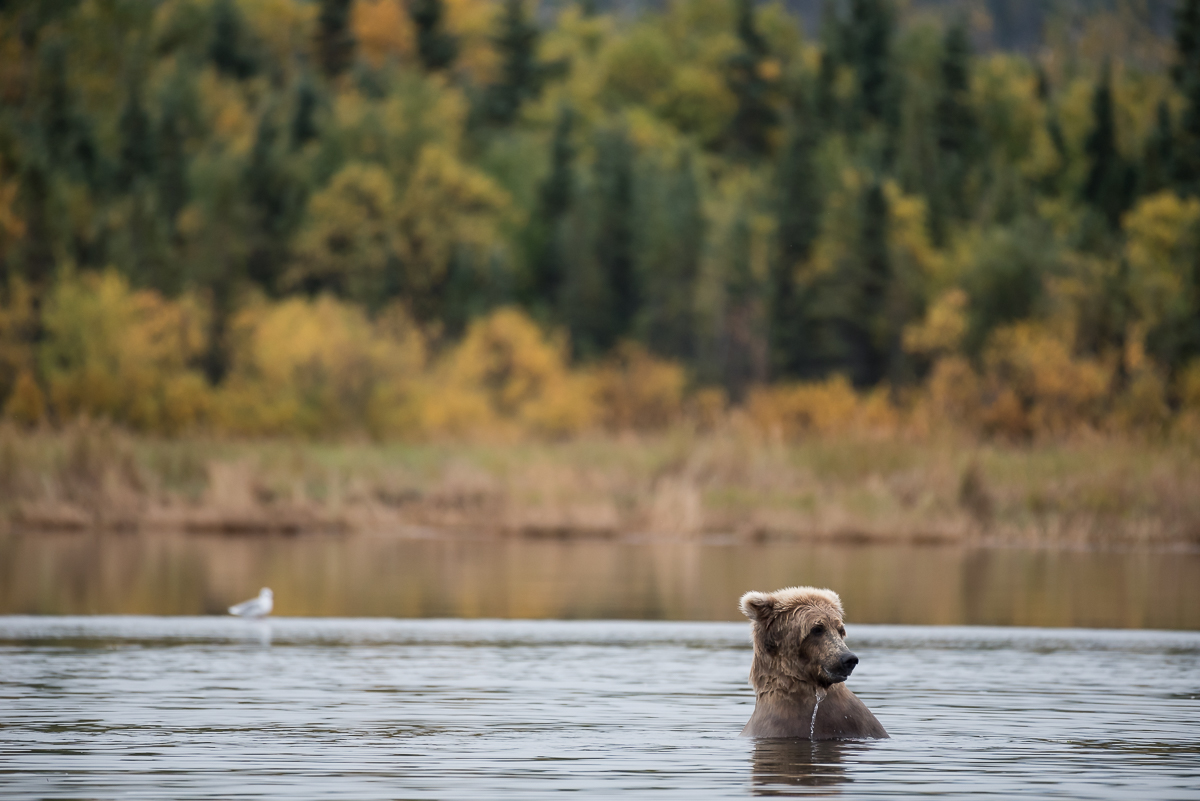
[592,342,686,432]
[215,295,425,437]
[39,271,210,434]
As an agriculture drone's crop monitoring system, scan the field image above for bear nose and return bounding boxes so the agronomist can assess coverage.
[840,652,859,672]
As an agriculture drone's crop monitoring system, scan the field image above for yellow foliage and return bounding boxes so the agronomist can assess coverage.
[394,145,513,305]
[904,289,969,356]
[1110,369,1170,435]
[1122,191,1200,328]
[655,65,737,144]
[746,376,861,439]
[3,369,45,426]
[353,0,416,67]
[884,182,943,283]
[0,276,37,403]
[216,295,425,437]
[601,25,676,106]
[431,307,593,437]
[924,355,982,428]
[289,162,396,298]
[981,323,1111,438]
[592,342,686,432]
[39,271,210,433]
[443,0,500,83]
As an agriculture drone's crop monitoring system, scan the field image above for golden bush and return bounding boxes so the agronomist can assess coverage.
[746,375,861,439]
[215,295,425,437]
[39,271,210,434]
[592,342,686,432]
[981,323,1110,437]
[430,307,593,438]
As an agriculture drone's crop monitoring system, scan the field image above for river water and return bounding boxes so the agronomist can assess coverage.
[3,531,1200,627]
[2,617,1198,800]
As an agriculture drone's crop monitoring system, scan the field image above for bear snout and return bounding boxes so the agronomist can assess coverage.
[836,651,859,678]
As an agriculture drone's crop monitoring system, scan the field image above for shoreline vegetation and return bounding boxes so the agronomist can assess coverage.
[2,420,1197,549]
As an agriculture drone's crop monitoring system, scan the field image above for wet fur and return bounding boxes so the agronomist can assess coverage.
[739,587,888,740]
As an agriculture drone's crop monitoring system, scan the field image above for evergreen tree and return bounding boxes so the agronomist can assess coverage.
[1173,0,1200,195]
[116,81,155,192]
[594,126,637,345]
[290,75,320,148]
[315,0,355,79]
[1082,64,1134,230]
[823,181,891,387]
[638,149,703,362]
[814,0,845,132]
[531,105,575,306]
[478,0,560,126]
[846,0,896,132]
[929,19,976,244]
[771,115,822,378]
[410,0,458,72]
[1140,100,1174,196]
[209,0,258,80]
[37,39,100,188]
[244,112,303,292]
[725,0,778,157]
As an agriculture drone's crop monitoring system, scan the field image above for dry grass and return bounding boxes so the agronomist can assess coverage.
[0,420,1198,547]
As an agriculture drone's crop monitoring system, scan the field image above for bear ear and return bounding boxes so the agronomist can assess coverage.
[740,591,778,622]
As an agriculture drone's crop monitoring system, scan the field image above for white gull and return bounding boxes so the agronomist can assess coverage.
[228,588,273,618]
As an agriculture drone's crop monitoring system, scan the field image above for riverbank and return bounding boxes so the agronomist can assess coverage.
[1,422,1197,547]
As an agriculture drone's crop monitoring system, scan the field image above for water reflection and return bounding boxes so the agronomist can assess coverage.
[751,740,849,796]
[1,531,1198,628]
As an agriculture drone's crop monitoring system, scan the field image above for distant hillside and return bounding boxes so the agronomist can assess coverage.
[566,0,1179,53]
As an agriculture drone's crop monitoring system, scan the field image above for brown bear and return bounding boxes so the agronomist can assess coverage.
[739,586,888,740]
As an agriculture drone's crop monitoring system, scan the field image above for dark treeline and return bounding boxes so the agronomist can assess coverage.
[0,0,1199,423]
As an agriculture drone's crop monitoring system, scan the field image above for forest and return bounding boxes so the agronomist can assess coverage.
[0,0,1199,443]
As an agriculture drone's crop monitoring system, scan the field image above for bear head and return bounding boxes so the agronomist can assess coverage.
[740,586,860,693]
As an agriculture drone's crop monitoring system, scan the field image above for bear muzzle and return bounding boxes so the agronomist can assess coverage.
[825,650,859,683]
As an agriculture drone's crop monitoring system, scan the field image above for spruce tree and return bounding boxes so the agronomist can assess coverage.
[117,81,154,192]
[38,39,100,188]
[315,0,355,79]
[479,0,561,126]
[930,19,976,244]
[846,0,896,130]
[531,105,575,306]
[411,0,458,72]
[1140,100,1174,196]
[588,126,637,349]
[1173,0,1200,195]
[725,0,778,157]
[244,112,302,292]
[209,0,258,80]
[1082,65,1133,230]
[772,115,822,378]
[291,75,320,148]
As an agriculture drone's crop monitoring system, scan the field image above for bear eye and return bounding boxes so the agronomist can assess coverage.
[810,624,826,636]
[837,626,846,637]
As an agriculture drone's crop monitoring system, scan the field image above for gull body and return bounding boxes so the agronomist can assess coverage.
[229,588,273,618]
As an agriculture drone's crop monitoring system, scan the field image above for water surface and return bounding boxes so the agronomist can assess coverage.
[3,531,1199,627]
[2,617,1197,799]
